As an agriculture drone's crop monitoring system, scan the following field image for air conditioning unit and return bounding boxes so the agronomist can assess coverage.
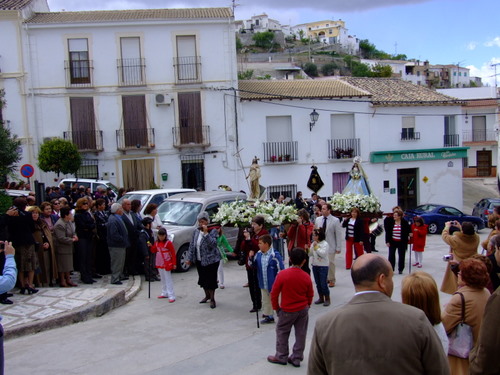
[155,93,171,106]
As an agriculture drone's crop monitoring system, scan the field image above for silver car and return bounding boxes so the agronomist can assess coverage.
[157,191,247,272]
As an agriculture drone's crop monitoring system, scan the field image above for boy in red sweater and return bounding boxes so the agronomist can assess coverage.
[267,248,314,368]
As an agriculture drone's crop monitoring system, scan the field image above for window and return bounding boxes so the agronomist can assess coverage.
[178,92,202,144]
[119,37,144,85]
[175,35,200,82]
[267,184,297,200]
[472,116,486,141]
[332,172,349,193]
[265,116,296,162]
[70,97,97,150]
[255,19,259,26]
[68,38,90,84]
[444,115,458,146]
[401,116,417,140]
[122,95,147,147]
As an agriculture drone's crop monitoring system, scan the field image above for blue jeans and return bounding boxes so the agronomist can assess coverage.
[312,266,329,297]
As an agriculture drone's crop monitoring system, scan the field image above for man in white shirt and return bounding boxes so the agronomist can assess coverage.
[315,204,342,287]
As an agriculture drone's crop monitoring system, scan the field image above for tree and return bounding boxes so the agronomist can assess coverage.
[371,64,393,77]
[38,138,82,178]
[321,62,339,76]
[351,62,372,77]
[359,39,376,58]
[252,31,275,49]
[238,70,254,80]
[0,89,22,181]
[303,62,318,77]
[236,36,243,51]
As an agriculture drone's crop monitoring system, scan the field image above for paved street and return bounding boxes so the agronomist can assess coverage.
[5,230,488,375]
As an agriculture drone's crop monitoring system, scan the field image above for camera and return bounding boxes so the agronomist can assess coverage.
[442,254,453,262]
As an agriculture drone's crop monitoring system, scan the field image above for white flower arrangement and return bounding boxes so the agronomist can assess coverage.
[213,200,298,227]
[329,192,381,214]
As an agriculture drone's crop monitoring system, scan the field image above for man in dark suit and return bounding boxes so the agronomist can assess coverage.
[121,199,142,276]
[308,254,449,375]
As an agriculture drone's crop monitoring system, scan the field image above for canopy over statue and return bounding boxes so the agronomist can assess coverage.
[342,156,372,195]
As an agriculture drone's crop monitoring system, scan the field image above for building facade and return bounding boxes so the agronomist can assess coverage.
[1,2,239,190]
[237,78,466,211]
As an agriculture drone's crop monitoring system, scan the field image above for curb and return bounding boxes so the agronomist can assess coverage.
[5,277,142,340]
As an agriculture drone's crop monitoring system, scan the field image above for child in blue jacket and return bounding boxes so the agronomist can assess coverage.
[255,233,284,324]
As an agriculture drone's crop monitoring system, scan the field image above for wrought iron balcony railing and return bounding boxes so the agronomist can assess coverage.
[263,141,298,163]
[400,131,421,141]
[173,56,202,84]
[443,134,459,147]
[462,130,497,142]
[328,138,360,160]
[116,128,155,151]
[117,58,146,86]
[172,126,210,147]
[63,130,103,152]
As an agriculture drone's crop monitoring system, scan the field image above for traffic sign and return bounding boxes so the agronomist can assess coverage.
[20,164,35,178]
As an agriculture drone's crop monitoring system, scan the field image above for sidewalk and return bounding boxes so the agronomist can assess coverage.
[1,274,141,340]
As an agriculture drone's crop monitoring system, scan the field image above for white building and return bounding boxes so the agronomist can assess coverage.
[0,1,239,191]
[237,78,466,211]
[291,19,359,54]
[437,87,499,178]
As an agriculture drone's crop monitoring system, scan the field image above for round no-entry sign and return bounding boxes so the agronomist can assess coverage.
[20,164,35,178]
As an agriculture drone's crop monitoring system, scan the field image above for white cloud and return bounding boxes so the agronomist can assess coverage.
[466,42,477,51]
[484,37,500,48]
[467,57,500,86]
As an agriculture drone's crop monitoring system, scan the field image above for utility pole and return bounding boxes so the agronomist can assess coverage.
[492,62,500,93]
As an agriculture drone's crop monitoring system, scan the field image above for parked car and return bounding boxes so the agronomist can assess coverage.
[117,188,196,217]
[471,198,500,227]
[157,191,247,272]
[404,204,485,234]
[59,178,118,195]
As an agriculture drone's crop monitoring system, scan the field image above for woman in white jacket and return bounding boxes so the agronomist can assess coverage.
[310,228,330,306]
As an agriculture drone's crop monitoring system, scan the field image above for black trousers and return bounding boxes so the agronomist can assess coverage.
[388,241,407,272]
[77,237,93,282]
[246,267,261,310]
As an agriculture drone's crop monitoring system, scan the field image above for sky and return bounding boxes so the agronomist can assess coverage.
[46,0,500,87]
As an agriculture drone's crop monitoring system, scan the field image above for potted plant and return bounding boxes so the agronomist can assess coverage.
[278,155,283,162]
[284,154,291,161]
[270,155,276,162]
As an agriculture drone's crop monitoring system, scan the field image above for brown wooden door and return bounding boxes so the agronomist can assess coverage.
[477,150,492,177]
[178,92,202,144]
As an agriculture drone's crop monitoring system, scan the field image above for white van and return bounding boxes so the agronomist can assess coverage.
[118,188,196,217]
[157,190,247,272]
[59,179,118,194]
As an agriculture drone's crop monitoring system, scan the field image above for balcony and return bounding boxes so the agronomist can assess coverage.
[63,130,103,152]
[64,60,94,88]
[443,134,459,147]
[116,128,155,151]
[401,131,421,141]
[263,141,298,163]
[328,138,360,160]
[173,56,202,84]
[117,58,146,86]
[172,126,210,148]
[462,130,497,143]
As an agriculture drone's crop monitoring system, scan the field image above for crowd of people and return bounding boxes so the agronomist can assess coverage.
[0,183,499,374]
[0,182,167,306]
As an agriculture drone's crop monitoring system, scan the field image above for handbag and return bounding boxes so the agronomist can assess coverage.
[447,291,474,359]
